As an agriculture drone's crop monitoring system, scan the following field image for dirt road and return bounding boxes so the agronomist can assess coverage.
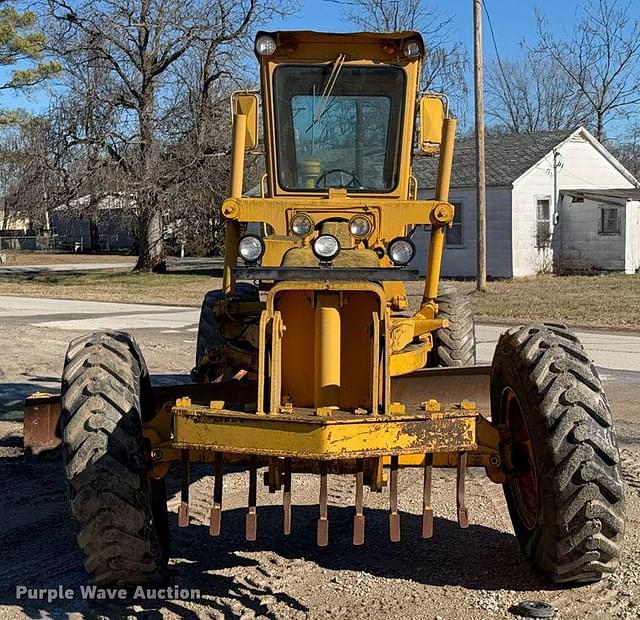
[1,306,639,618]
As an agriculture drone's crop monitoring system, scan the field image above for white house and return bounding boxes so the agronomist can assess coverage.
[559,189,640,273]
[410,127,640,277]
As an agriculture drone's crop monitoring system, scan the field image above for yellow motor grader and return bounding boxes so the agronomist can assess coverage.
[25,30,624,586]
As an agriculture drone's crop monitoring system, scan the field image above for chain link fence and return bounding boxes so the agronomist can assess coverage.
[0,234,86,253]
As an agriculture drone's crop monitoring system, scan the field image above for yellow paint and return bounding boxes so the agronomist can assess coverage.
[314,292,342,408]
[423,117,457,302]
[419,95,446,152]
[161,30,497,469]
[223,111,247,294]
[221,196,453,244]
[172,404,477,459]
[232,92,259,150]
[389,341,431,376]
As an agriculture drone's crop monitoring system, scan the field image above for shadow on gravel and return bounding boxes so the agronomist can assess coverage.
[0,454,549,619]
[0,380,59,421]
[0,374,191,425]
[167,496,547,597]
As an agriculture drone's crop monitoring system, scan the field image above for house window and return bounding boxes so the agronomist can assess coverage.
[599,206,620,235]
[446,201,463,247]
[536,197,551,248]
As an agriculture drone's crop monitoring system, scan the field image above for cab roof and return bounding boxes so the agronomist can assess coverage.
[254,30,425,61]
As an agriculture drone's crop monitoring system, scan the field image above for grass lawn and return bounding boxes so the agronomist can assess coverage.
[454,273,640,330]
[0,270,638,330]
[0,271,218,307]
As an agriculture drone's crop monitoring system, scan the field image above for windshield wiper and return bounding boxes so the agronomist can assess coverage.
[305,53,346,134]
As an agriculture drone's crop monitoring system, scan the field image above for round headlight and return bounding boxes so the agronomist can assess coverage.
[403,39,422,58]
[312,234,340,262]
[291,213,314,236]
[388,237,415,266]
[349,215,372,239]
[255,34,277,56]
[238,235,264,263]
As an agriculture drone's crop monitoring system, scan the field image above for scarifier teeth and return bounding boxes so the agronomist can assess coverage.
[210,452,223,536]
[389,455,400,542]
[457,452,469,529]
[353,459,365,545]
[283,458,292,536]
[422,454,433,539]
[178,449,190,527]
[246,456,258,541]
[317,461,329,546]
[268,458,281,493]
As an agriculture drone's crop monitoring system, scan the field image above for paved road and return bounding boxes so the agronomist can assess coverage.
[0,261,136,274]
[1,295,639,371]
[0,256,223,275]
[0,295,199,333]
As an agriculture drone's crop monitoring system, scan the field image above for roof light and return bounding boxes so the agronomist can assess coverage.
[403,39,422,59]
[255,34,277,56]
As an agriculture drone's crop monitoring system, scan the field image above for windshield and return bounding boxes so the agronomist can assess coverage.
[273,64,406,192]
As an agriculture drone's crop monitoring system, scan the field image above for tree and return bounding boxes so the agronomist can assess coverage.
[534,0,640,142]
[486,52,590,134]
[610,124,640,180]
[0,4,60,100]
[326,0,469,120]
[46,0,287,271]
[0,116,53,227]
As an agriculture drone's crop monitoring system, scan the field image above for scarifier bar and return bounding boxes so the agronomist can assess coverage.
[171,403,478,458]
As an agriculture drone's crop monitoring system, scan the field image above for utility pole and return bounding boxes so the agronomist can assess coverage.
[474,0,487,292]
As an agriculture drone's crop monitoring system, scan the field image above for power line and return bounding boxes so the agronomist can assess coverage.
[481,0,520,121]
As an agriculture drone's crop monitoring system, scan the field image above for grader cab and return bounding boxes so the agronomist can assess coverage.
[25,30,624,586]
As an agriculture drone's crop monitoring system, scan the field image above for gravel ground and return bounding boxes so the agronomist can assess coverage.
[0,323,639,619]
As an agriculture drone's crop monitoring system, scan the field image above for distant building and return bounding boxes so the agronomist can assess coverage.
[411,127,640,277]
[50,194,136,252]
[0,201,31,235]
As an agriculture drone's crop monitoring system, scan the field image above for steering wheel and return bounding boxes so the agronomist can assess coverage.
[315,168,363,189]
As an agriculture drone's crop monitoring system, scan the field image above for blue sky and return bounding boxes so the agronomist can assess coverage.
[268,0,585,62]
[4,1,639,131]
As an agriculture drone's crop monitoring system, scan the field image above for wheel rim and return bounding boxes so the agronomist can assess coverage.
[502,387,539,530]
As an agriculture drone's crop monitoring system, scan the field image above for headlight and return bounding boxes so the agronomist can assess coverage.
[403,39,422,58]
[388,237,415,266]
[312,234,340,262]
[238,235,265,263]
[349,215,372,239]
[255,34,277,56]
[291,213,314,236]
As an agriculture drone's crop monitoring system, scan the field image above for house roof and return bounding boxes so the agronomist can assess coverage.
[54,194,136,211]
[562,188,640,202]
[413,129,575,190]
[412,127,639,190]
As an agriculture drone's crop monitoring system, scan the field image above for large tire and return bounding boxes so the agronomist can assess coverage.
[60,331,168,585]
[193,284,259,380]
[491,323,625,583]
[430,285,476,367]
